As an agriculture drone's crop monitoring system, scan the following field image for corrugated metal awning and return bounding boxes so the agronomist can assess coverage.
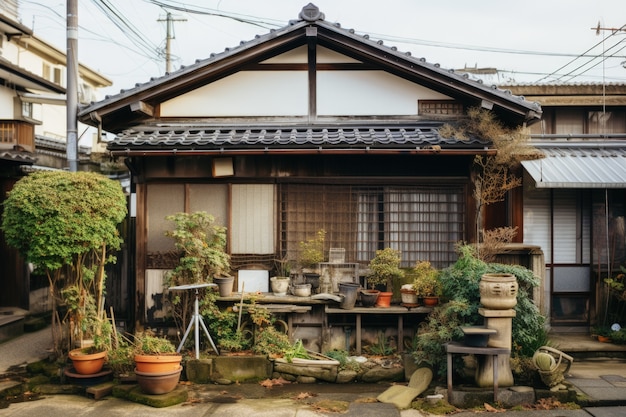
[521,145,626,188]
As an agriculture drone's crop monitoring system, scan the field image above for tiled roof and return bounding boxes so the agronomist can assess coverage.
[108,125,489,153]
[80,4,541,132]
[0,150,36,163]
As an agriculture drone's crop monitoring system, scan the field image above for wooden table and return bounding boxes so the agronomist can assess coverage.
[446,341,510,402]
[325,305,431,354]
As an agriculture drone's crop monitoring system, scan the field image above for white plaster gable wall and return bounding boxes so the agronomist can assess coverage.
[161,71,308,117]
[318,71,450,116]
[161,45,451,118]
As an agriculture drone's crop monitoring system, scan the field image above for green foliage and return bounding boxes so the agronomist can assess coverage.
[283,339,311,362]
[412,300,471,378]
[1,171,127,353]
[2,171,126,272]
[298,229,326,268]
[107,334,135,375]
[367,248,405,291]
[366,332,395,356]
[164,211,231,285]
[324,349,362,372]
[610,328,626,344]
[437,244,547,358]
[133,332,177,354]
[201,291,250,352]
[412,261,442,297]
[412,244,548,379]
[252,325,291,357]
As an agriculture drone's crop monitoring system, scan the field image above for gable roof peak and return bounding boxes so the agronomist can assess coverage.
[299,3,325,22]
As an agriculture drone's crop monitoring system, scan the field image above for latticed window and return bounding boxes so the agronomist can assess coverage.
[419,100,463,116]
[0,121,35,151]
[279,183,466,269]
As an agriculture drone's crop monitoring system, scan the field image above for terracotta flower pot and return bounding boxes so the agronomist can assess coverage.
[69,348,107,375]
[134,353,182,373]
[375,291,393,308]
[423,296,439,307]
[135,366,182,395]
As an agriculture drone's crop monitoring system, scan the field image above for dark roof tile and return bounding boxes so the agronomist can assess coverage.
[108,125,489,153]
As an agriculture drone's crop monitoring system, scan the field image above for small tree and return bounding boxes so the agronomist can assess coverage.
[367,248,405,292]
[439,108,541,260]
[164,211,231,335]
[2,171,127,355]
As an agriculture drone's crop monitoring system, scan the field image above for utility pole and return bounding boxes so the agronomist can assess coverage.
[66,0,78,172]
[158,12,186,74]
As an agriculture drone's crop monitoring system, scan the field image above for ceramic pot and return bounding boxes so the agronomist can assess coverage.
[375,291,393,308]
[69,348,107,375]
[270,276,290,296]
[400,289,418,305]
[303,273,321,292]
[479,273,518,309]
[135,366,182,395]
[134,353,182,373]
[360,289,380,307]
[293,283,311,297]
[214,276,234,297]
[338,282,360,309]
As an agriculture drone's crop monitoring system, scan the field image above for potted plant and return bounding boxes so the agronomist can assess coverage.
[1,171,127,358]
[270,256,292,296]
[64,285,113,375]
[133,332,183,395]
[367,248,405,307]
[412,260,442,306]
[299,229,326,292]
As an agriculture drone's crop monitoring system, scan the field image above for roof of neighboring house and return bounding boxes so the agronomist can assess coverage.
[0,149,36,164]
[500,82,626,106]
[0,57,66,94]
[522,139,626,188]
[107,123,490,156]
[79,4,541,136]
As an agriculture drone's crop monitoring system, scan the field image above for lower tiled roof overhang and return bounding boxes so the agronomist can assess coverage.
[107,125,493,156]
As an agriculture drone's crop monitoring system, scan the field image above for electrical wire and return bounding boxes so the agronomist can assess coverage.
[535,24,626,83]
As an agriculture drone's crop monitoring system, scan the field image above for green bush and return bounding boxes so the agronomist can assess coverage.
[413,244,548,379]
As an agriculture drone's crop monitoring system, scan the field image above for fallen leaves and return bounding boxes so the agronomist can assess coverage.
[293,392,316,400]
[484,402,505,412]
[259,377,292,388]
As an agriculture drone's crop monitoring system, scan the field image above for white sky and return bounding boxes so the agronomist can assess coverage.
[16,0,626,98]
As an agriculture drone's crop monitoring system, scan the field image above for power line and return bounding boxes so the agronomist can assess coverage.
[535,24,626,83]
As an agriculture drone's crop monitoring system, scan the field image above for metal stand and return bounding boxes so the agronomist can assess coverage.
[169,283,219,358]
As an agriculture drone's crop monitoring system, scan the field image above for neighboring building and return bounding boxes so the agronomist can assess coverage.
[0,4,112,312]
[78,4,542,329]
[503,83,626,331]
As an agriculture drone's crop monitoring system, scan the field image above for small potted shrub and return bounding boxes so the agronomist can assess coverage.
[133,332,183,395]
[412,260,442,306]
[299,229,326,292]
[367,248,405,307]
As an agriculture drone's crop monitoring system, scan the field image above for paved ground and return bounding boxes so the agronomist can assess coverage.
[2,327,626,416]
